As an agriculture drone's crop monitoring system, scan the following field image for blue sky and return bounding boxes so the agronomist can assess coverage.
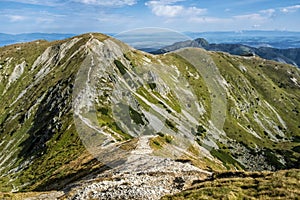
[0,0,300,34]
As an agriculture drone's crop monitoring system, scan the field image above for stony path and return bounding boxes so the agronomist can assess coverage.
[13,136,212,200]
[63,136,212,200]
[130,135,154,155]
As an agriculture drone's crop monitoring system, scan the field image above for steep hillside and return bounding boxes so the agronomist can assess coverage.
[0,33,299,197]
[0,34,109,192]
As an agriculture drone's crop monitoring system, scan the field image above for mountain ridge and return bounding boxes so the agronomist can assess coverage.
[0,32,299,198]
[151,38,300,68]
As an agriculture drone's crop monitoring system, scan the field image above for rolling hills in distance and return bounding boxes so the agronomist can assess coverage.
[150,37,300,68]
[0,32,299,199]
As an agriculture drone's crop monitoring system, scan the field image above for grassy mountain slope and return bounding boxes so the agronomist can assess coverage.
[163,169,300,199]
[0,34,108,192]
[0,33,299,194]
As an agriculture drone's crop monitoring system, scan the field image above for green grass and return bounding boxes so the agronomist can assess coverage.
[162,169,300,200]
[211,149,245,170]
[114,60,127,75]
[160,53,211,120]
[210,52,300,164]
[0,34,92,192]
[149,134,174,150]
[0,35,300,192]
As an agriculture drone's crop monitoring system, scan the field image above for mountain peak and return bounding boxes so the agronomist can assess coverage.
[0,33,299,197]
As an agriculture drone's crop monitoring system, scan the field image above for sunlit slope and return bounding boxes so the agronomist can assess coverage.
[0,33,299,192]
[162,169,300,199]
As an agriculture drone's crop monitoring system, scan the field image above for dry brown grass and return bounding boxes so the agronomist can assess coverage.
[162,169,300,200]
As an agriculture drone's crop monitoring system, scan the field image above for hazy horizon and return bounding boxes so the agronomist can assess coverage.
[1,29,300,49]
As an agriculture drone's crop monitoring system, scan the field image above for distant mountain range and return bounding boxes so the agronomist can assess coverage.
[2,31,300,49]
[0,33,75,47]
[151,38,300,67]
[184,30,300,49]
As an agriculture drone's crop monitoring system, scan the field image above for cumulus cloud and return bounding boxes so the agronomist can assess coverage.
[280,5,300,13]
[76,0,137,6]
[146,1,183,17]
[145,0,206,18]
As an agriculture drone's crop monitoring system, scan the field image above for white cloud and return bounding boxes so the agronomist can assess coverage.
[189,8,276,28]
[97,13,135,24]
[234,8,276,22]
[234,13,265,21]
[252,24,261,28]
[2,0,64,6]
[186,6,207,16]
[260,9,275,17]
[4,0,137,6]
[7,15,26,22]
[2,9,66,25]
[145,0,206,18]
[76,0,137,6]
[3,0,40,4]
[146,1,183,17]
[190,16,231,23]
[280,5,300,13]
